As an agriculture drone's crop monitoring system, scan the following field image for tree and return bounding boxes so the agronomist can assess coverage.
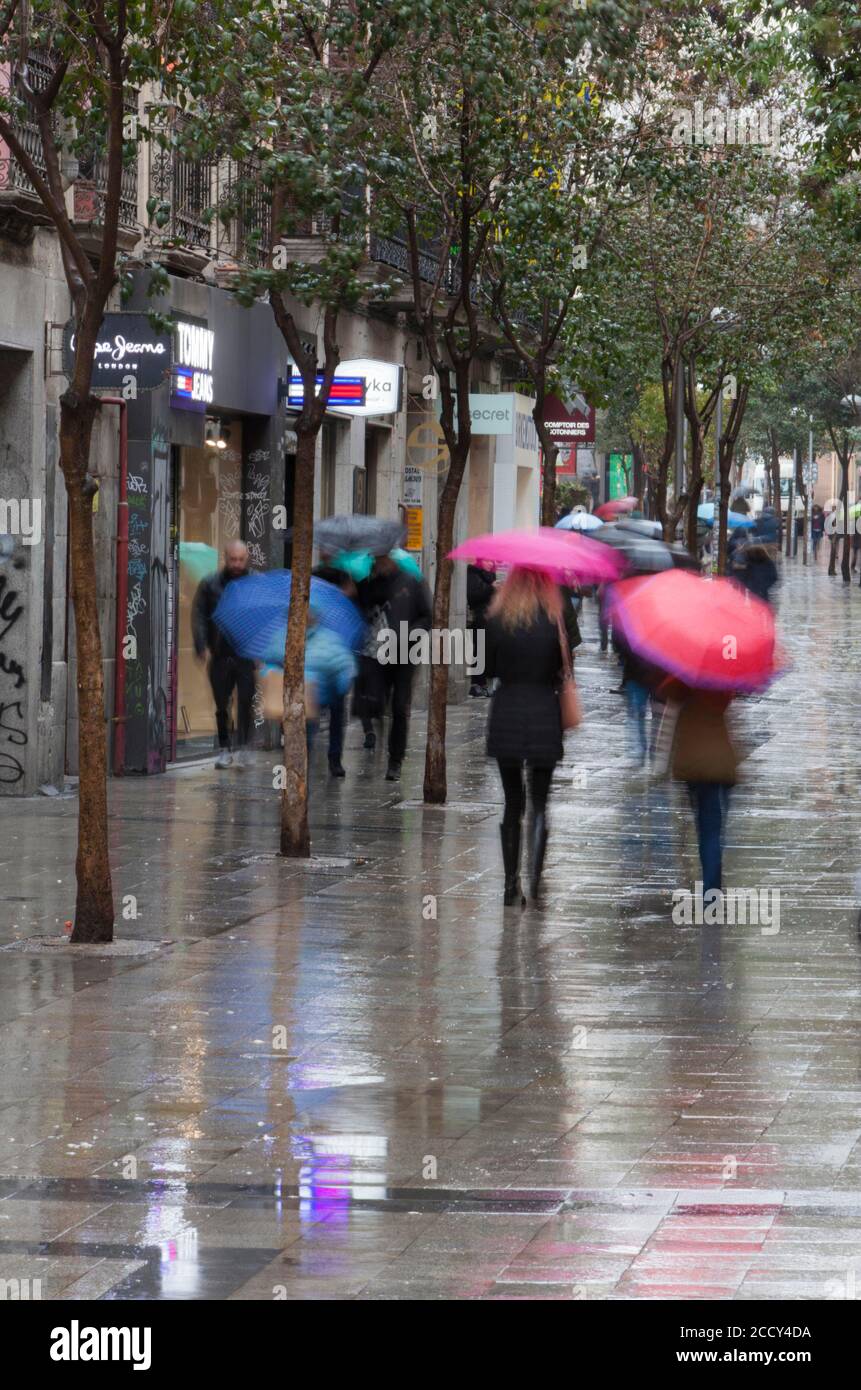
[372,0,582,803]
[482,4,647,526]
[0,1,181,941]
[178,0,420,854]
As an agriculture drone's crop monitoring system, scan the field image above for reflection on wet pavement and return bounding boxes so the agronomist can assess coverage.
[1,564,861,1299]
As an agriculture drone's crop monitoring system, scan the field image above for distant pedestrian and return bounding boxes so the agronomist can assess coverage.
[192,540,254,769]
[466,562,496,696]
[356,555,432,781]
[811,505,825,560]
[666,683,738,898]
[485,567,579,905]
[304,617,357,758]
[312,556,358,778]
[730,541,779,605]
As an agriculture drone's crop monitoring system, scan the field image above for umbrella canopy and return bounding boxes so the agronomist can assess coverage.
[214,570,366,663]
[592,524,674,574]
[614,517,663,540]
[178,541,219,584]
[315,514,406,556]
[667,542,701,572]
[390,547,423,579]
[332,547,423,582]
[607,570,779,692]
[731,483,760,501]
[448,527,624,585]
[596,496,638,520]
[555,511,603,532]
[697,502,755,529]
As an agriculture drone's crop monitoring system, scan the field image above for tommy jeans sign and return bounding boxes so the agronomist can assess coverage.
[171,319,215,412]
[62,313,172,391]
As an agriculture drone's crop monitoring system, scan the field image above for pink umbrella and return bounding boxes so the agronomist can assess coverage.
[448,527,625,584]
[596,496,638,520]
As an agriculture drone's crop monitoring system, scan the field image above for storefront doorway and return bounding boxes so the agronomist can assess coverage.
[173,418,244,759]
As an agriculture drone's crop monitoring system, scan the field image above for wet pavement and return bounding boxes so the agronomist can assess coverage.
[1,559,861,1300]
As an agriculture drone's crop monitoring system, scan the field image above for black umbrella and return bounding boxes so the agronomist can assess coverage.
[314,515,406,556]
[593,524,674,573]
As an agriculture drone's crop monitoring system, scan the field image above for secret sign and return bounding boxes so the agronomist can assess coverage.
[63,313,172,392]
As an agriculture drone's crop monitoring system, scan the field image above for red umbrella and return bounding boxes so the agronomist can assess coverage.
[606,570,781,692]
[595,496,639,520]
[449,527,624,585]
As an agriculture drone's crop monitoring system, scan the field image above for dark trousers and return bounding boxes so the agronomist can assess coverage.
[498,761,553,828]
[687,782,731,896]
[468,613,488,688]
[361,664,414,761]
[328,696,345,763]
[209,654,254,750]
[384,664,413,763]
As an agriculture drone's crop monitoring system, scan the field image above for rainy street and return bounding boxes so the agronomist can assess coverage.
[0,562,859,1302]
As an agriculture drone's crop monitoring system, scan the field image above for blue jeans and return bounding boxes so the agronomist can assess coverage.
[626,680,649,762]
[687,782,731,897]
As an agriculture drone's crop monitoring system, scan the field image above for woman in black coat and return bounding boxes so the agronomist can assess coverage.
[485,567,578,906]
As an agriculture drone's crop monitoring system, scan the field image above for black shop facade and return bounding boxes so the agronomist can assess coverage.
[116,271,291,774]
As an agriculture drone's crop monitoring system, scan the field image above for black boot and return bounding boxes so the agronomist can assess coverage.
[529,812,548,902]
[500,823,525,907]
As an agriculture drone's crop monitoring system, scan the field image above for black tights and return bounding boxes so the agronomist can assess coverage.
[498,761,553,829]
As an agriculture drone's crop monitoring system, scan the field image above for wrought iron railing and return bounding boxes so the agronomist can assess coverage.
[76,93,140,229]
[218,158,271,266]
[0,51,54,197]
[148,115,214,252]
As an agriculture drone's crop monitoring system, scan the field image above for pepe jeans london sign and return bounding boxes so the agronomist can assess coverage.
[171,320,215,412]
[62,313,172,391]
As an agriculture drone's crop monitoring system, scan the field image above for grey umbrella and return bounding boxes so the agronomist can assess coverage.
[593,524,673,573]
[614,517,663,540]
[314,515,407,556]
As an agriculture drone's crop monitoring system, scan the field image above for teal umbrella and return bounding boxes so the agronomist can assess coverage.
[178,541,219,583]
[390,547,423,579]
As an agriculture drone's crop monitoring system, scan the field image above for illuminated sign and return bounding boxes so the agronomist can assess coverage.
[288,374,366,410]
[171,320,215,412]
[287,359,402,416]
[62,313,171,391]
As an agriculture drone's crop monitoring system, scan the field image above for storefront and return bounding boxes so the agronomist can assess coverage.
[115,271,290,772]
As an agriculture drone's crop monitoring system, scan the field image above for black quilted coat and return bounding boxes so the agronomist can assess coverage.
[485,609,571,767]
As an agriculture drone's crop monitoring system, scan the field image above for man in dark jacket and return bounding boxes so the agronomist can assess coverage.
[192,540,254,768]
[466,563,496,696]
[357,556,432,781]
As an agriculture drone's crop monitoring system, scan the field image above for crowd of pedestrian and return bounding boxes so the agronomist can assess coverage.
[191,493,786,918]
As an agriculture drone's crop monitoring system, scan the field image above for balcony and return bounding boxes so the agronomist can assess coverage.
[0,51,57,243]
[368,229,479,310]
[73,94,140,254]
[147,115,215,274]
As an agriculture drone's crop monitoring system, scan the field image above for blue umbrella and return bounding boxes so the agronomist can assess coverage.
[214,570,366,663]
[697,502,754,529]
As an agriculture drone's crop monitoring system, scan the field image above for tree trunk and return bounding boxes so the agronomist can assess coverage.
[540,436,560,526]
[769,435,783,550]
[280,428,317,857]
[423,440,469,805]
[61,396,115,943]
[717,447,732,575]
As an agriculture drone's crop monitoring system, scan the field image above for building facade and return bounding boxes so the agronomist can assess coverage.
[1,108,531,794]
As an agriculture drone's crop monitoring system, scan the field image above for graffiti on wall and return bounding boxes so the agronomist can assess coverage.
[0,567,27,785]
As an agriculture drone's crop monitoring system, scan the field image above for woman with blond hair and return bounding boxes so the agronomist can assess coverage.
[485,567,580,905]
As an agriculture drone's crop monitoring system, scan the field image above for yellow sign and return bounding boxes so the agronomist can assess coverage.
[405,506,423,552]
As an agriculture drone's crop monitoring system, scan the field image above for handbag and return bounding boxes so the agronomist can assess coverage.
[556,615,582,731]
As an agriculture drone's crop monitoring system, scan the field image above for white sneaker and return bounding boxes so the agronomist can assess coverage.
[215,751,233,769]
[234,749,248,769]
